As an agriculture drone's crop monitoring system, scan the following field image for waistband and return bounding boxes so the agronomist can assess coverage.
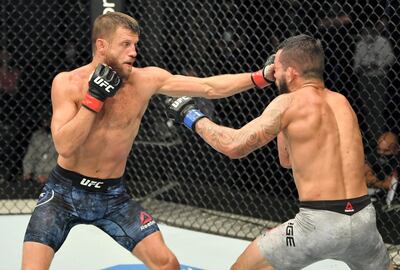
[51,164,123,192]
[299,195,371,215]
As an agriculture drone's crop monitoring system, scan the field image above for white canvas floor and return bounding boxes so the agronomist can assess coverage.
[0,215,350,270]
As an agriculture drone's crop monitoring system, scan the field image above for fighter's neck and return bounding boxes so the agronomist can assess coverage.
[301,83,324,89]
[291,80,325,92]
[90,55,106,68]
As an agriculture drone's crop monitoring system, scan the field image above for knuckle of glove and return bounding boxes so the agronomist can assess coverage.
[89,64,123,99]
[112,74,122,89]
[166,98,181,120]
[167,96,194,122]
[94,64,105,76]
[263,54,276,83]
[265,54,275,65]
[263,66,275,82]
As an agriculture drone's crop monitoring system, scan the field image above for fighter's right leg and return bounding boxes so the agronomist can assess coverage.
[22,177,78,270]
[230,238,274,270]
[22,242,54,270]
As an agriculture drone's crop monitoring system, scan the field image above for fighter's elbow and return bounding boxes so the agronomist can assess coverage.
[224,146,248,160]
[56,148,73,159]
[203,86,219,99]
[54,142,75,158]
[280,160,292,169]
[278,151,291,168]
[280,163,292,169]
[203,85,230,99]
[225,151,242,159]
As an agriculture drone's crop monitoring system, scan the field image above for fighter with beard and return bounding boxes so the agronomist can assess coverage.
[22,12,275,270]
[166,34,393,270]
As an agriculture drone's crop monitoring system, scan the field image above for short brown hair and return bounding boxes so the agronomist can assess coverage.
[92,12,140,53]
[277,34,325,80]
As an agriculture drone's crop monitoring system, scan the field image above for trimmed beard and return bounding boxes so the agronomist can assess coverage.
[104,54,129,82]
[277,76,289,94]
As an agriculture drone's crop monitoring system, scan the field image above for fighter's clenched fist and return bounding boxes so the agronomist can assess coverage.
[82,64,122,112]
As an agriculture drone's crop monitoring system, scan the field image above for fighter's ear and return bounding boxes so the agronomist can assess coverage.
[286,66,299,82]
[95,38,108,55]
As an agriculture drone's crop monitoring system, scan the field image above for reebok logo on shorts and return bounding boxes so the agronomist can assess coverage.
[140,211,156,231]
[345,202,354,213]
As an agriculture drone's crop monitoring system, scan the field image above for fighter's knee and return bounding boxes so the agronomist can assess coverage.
[152,251,179,270]
[168,256,180,270]
[163,253,179,270]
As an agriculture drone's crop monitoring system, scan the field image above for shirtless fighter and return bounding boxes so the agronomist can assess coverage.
[167,34,394,270]
[22,12,275,270]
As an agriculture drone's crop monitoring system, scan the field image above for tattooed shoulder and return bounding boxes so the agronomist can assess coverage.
[260,94,294,136]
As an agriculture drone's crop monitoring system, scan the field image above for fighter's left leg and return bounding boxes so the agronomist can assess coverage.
[94,192,178,270]
[132,231,179,270]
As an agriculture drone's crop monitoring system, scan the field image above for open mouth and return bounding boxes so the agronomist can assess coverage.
[124,60,135,66]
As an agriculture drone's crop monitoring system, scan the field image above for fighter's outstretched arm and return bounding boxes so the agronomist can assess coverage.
[166,94,292,159]
[155,55,275,99]
[159,72,257,99]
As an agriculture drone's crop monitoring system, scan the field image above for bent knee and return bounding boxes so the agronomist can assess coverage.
[151,251,179,270]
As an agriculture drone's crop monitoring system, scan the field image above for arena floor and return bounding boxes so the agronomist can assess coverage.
[0,215,351,270]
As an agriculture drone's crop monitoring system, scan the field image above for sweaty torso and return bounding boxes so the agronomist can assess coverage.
[57,65,156,178]
[283,87,368,201]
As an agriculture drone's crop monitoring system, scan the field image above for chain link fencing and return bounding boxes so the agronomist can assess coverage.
[1,0,399,265]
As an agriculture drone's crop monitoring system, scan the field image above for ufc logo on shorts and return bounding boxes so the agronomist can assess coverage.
[80,178,104,188]
[93,77,114,93]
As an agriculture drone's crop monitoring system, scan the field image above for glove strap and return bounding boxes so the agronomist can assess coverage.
[81,93,104,113]
[183,109,206,130]
[251,70,269,88]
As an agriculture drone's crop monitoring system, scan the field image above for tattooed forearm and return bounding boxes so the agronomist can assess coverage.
[196,123,235,150]
[234,131,260,157]
[196,110,282,158]
[235,110,282,156]
[195,94,293,158]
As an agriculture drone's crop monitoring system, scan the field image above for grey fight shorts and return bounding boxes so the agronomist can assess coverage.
[257,195,390,270]
[24,164,159,252]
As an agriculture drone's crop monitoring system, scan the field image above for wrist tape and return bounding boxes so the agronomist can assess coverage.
[183,109,206,130]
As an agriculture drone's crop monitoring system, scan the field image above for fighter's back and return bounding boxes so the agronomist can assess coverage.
[284,86,367,201]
